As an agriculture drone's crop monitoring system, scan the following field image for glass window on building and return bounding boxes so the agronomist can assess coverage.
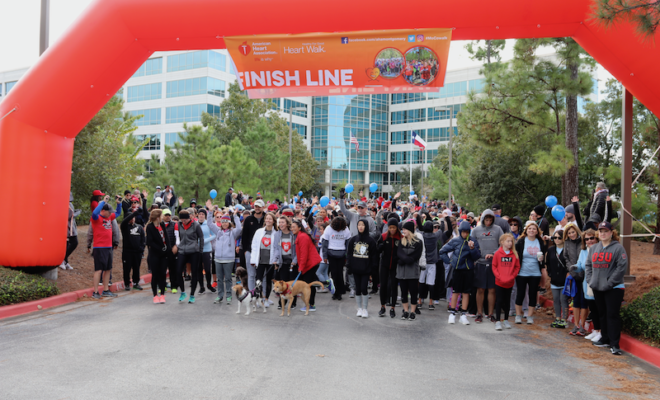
[166,77,225,98]
[5,81,17,93]
[127,83,162,102]
[427,103,463,121]
[426,149,438,163]
[165,104,220,123]
[165,132,187,147]
[130,108,161,126]
[132,58,162,77]
[288,122,307,139]
[134,134,161,151]
[332,170,365,184]
[390,150,424,165]
[284,99,308,117]
[167,51,226,72]
[390,108,426,125]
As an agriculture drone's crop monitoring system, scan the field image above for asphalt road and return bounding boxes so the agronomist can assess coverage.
[1,288,657,400]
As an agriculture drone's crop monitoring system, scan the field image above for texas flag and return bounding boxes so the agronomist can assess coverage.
[412,131,427,150]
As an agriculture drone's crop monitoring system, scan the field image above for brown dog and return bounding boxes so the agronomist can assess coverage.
[272,279,325,316]
[235,267,248,289]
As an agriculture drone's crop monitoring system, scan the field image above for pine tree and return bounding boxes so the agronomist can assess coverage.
[594,0,660,41]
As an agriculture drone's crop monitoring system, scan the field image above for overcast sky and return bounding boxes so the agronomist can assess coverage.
[0,1,612,94]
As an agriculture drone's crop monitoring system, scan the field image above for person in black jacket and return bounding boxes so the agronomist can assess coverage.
[241,199,265,291]
[347,219,379,318]
[397,220,425,321]
[145,209,172,304]
[120,209,146,291]
[225,188,234,208]
[545,230,568,328]
[377,218,402,318]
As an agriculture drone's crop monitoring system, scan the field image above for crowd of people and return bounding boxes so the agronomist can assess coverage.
[77,181,628,356]
[374,57,404,78]
[403,58,439,86]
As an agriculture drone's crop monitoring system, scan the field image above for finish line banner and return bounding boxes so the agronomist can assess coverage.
[225,28,452,98]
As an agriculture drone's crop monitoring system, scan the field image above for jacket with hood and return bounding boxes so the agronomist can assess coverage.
[68,192,80,238]
[378,229,402,271]
[492,247,520,288]
[208,214,242,262]
[396,231,425,280]
[471,209,504,264]
[560,235,583,273]
[510,216,524,240]
[145,222,173,258]
[270,229,298,265]
[420,221,443,265]
[439,220,481,271]
[588,189,608,225]
[346,219,380,275]
[493,214,511,234]
[585,240,627,292]
[295,231,322,274]
[545,245,568,287]
[177,220,204,254]
[199,219,217,253]
[120,210,146,254]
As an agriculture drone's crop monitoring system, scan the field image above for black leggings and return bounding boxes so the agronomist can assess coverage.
[431,262,445,300]
[328,256,346,295]
[65,236,78,263]
[379,264,398,306]
[148,254,167,296]
[300,264,319,306]
[122,252,142,286]
[515,276,541,307]
[399,278,418,305]
[495,285,513,321]
[167,255,178,288]
[588,299,601,330]
[419,283,434,301]
[256,263,274,298]
[594,288,625,348]
[198,252,212,289]
[177,253,199,293]
[353,272,370,296]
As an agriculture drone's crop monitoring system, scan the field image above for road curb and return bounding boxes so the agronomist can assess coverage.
[539,295,660,369]
[0,274,153,320]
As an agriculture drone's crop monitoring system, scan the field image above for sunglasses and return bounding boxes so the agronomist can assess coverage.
[552,236,562,240]
[131,201,139,204]
[510,223,518,227]
[585,237,597,241]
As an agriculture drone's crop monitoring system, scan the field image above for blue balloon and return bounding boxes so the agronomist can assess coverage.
[410,190,415,195]
[332,197,336,200]
[320,196,330,207]
[345,183,354,194]
[545,195,558,208]
[298,191,303,196]
[551,205,566,221]
[369,182,378,193]
[235,204,244,211]
[289,204,295,209]
[209,189,217,199]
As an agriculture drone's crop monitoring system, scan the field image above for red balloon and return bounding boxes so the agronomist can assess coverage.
[0,0,657,266]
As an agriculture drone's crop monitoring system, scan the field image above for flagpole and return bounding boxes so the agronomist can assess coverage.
[410,134,413,194]
[348,132,351,200]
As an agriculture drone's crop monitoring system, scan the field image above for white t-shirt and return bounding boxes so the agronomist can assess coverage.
[321,227,352,250]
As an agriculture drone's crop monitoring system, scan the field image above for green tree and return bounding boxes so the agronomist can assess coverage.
[71,96,144,222]
[594,0,660,40]
[465,40,506,72]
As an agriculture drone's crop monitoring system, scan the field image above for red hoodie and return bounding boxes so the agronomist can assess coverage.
[295,232,322,274]
[492,247,520,288]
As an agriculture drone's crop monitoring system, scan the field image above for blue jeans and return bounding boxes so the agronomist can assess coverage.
[316,262,329,282]
[215,261,233,298]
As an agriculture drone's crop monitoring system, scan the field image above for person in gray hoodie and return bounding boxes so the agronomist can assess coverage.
[208,212,242,304]
[175,210,204,303]
[585,222,627,355]
[471,209,503,322]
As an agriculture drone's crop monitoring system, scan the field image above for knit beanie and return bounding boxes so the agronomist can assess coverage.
[565,204,574,215]
[387,218,399,227]
[533,204,545,217]
[179,210,190,219]
[402,220,415,233]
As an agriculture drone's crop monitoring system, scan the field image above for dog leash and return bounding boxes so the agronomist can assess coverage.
[290,271,301,289]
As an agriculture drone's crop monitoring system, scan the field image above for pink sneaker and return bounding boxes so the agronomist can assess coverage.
[159,295,166,304]
[153,296,159,304]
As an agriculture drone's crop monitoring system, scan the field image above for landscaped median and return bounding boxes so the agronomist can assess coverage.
[0,270,153,320]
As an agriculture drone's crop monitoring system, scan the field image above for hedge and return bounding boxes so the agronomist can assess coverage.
[621,285,660,345]
[0,267,60,306]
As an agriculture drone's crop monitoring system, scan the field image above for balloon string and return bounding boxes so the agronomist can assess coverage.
[0,107,17,122]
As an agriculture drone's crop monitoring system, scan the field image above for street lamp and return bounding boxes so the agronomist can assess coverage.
[434,105,454,206]
[288,105,307,202]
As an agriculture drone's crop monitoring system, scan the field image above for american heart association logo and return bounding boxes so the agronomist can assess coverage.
[262,238,271,247]
[282,242,291,252]
[366,67,380,81]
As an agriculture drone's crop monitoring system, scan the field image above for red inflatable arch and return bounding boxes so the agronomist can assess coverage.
[0,0,658,267]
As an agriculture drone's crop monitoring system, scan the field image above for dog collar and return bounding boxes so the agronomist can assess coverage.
[283,282,292,295]
[238,290,249,302]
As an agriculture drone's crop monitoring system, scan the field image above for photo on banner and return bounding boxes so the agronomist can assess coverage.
[225,28,452,98]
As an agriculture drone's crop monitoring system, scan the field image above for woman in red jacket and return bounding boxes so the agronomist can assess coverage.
[492,233,521,331]
[292,220,323,312]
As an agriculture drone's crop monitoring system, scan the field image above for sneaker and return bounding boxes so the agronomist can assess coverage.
[300,306,308,312]
[59,261,67,270]
[379,307,386,317]
[475,314,483,323]
[207,285,217,293]
[226,296,231,305]
[362,309,368,318]
[495,321,502,331]
[526,316,534,324]
[124,285,131,292]
[414,307,421,315]
[515,315,523,324]
[611,347,623,355]
[558,319,567,329]
[357,308,363,317]
[172,288,178,294]
[184,275,191,281]
[434,300,441,304]
[198,290,206,295]
[309,305,316,312]
[593,340,610,348]
[66,262,73,270]
[277,303,282,310]
[503,320,512,329]
[159,295,166,304]
[511,311,517,317]
[590,332,603,343]
[460,315,470,325]
[390,308,396,318]
[447,306,455,313]
[448,314,456,324]
[327,278,336,295]
[318,288,329,293]
[188,295,195,304]
[408,312,415,321]
[576,328,587,337]
[349,290,356,298]
[467,313,477,318]
[489,315,496,323]
[585,331,596,340]
[92,291,102,299]
[535,304,542,311]
[551,319,560,328]
[133,284,143,291]
[179,292,187,302]
[102,291,117,298]
[401,311,409,320]
[569,326,579,336]
[214,296,222,304]
[428,304,435,311]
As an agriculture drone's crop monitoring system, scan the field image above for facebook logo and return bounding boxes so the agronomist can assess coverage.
[408,35,415,42]
[341,37,349,44]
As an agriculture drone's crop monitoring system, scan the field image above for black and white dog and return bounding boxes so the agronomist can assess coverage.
[233,280,266,316]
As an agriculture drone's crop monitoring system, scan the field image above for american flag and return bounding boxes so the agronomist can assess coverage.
[350,131,360,153]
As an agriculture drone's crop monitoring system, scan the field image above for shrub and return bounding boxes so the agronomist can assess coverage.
[0,267,60,306]
[621,285,660,345]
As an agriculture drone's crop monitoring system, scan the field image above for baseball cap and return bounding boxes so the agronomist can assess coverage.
[92,190,105,196]
[598,221,613,231]
[268,204,279,211]
[156,185,161,189]
[357,201,367,208]
[491,204,501,211]
[131,196,140,202]
[254,199,265,207]
[190,198,197,205]
[467,212,475,218]
[229,187,234,191]
[162,209,172,216]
